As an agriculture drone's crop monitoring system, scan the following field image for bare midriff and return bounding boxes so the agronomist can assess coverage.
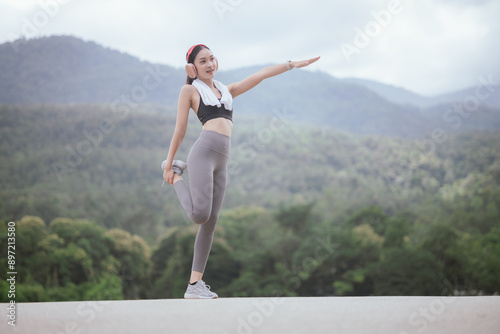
[202,118,233,137]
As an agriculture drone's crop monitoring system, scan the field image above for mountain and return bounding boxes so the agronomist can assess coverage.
[432,85,500,109]
[0,35,184,105]
[343,77,500,109]
[343,78,431,108]
[1,35,499,137]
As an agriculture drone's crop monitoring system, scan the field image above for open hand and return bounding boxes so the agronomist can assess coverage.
[291,56,321,69]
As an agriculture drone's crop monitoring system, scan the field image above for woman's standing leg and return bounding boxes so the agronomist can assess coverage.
[190,166,228,274]
[172,131,230,298]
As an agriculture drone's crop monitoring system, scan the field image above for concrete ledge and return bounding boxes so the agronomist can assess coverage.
[2,296,500,334]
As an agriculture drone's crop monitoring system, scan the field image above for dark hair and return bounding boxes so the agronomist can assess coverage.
[186,45,210,84]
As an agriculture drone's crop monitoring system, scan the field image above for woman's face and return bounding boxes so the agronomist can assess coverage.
[194,48,217,80]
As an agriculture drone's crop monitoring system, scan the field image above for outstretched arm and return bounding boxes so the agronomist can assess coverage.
[227,56,320,98]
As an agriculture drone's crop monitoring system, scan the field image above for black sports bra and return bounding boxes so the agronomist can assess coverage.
[196,94,233,125]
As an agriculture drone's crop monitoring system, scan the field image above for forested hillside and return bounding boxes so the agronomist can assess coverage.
[1,104,499,238]
[1,102,499,299]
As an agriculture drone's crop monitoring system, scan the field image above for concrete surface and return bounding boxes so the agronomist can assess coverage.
[2,296,500,334]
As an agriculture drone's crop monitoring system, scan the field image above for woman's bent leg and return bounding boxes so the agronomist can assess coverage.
[173,170,213,225]
[173,138,218,224]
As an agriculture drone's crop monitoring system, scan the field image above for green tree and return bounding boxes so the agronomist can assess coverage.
[275,203,314,233]
[15,216,49,284]
[461,228,500,294]
[343,206,388,235]
[420,224,464,286]
[332,224,383,296]
[383,216,411,249]
[293,222,380,297]
[369,248,445,295]
[106,228,152,299]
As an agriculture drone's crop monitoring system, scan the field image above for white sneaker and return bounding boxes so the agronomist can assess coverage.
[184,280,218,299]
[161,160,187,176]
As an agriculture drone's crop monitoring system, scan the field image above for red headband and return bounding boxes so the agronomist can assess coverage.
[186,44,208,62]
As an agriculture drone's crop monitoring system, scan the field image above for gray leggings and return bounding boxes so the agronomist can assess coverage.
[174,130,230,273]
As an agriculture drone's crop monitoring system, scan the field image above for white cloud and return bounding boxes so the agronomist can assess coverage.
[0,0,498,96]
[0,0,39,10]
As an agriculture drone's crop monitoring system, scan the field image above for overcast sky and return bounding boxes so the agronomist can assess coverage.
[0,0,498,96]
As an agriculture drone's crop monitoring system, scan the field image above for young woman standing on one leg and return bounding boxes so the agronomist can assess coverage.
[163,44,319,298]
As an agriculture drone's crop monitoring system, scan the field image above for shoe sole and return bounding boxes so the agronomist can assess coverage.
[184,294,218,299]
[173,160,188,170]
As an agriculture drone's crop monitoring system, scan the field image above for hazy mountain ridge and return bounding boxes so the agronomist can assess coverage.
[1,35,499,137]
[344,77,500,109]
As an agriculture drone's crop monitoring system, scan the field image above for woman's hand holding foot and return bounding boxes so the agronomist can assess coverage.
[163,168,176,186]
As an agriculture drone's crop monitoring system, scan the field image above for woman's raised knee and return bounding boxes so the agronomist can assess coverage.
[190,211,211,225]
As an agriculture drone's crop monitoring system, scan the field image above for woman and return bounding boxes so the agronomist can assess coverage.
[162,44,319,299]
